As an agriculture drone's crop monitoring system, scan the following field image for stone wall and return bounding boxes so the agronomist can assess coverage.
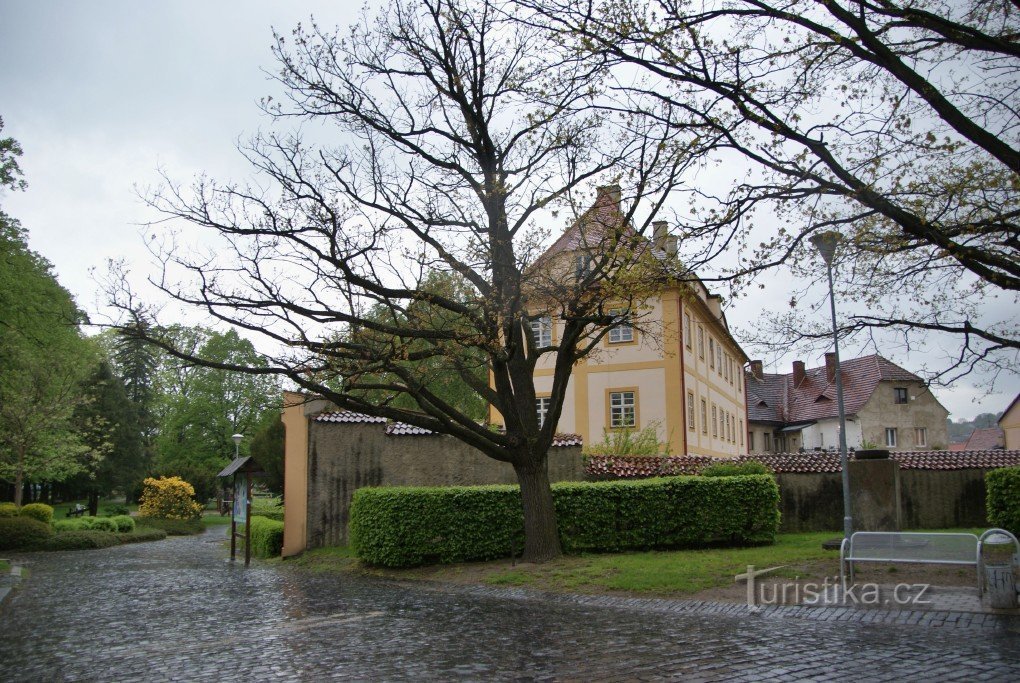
[775,467,990,532]
[304,420,585,549]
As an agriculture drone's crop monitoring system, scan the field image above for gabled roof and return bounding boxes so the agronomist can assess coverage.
[745,354,936,425]
[999,393,1020,425]
[963,427,1005,450]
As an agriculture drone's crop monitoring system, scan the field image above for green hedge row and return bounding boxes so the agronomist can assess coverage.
[135,516,205,535]
[246,516,284,557]
[987,466,1020,535]
[350,475,781,568]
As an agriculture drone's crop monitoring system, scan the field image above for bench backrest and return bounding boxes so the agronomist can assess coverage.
[848,532,978,564]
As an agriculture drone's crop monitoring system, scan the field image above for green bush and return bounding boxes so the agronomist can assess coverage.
[350,475,781,567]
[0,502,18,518]
[987,466,1020,535]
[19,502,54,524]
[700,461,772,477]
[135,516,205,535]
[0,516,54,550]
[116,527,167,544]
[87,517,118,532]
[42,530,120,551]
[251,497,285,521]
[53,518,89,532]
[246,516,285,558]
[104,504,131,516]
[110,515,135,532]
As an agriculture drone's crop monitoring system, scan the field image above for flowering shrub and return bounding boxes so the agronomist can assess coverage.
[137,476,203,520]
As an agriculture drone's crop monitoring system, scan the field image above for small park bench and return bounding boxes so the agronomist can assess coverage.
[840,529,1019,593]
[66,504,87,518]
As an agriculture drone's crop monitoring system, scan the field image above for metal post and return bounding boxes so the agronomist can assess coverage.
[810,231,853,541]
[245,471,252,566]
[825,260,853,540]
[229,473,237,562]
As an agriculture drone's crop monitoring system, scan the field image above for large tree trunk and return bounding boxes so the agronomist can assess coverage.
[514,458,562,563]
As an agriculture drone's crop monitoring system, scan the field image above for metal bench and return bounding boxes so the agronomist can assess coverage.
[840,529,1019,594]
[66,504,87,518]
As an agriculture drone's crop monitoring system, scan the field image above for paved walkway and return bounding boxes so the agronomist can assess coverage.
[1,528,1018,681]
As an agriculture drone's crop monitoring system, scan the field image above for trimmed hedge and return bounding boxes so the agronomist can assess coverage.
[117,527,168,544]
[350,475,781,568]
[0,517,54,550]
[53,516,122,532]
[247,516,285,558]
[19,502,54,524]
[700,461,772,478]
[987,466,1020,535]
[42,530,120,551]
[135,516,205,535]
[110,515,136,532]
[0,502,18,518]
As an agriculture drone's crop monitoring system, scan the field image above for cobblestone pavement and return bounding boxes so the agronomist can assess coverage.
[1,528,1018,681]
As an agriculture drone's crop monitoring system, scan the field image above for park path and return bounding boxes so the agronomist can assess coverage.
[1,527,1018,681]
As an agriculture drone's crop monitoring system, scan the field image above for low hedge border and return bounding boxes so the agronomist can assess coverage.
[135,517,205,535]
[350,475,781,568]
[245,516,284,558]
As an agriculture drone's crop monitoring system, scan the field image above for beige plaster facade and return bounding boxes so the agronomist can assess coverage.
[1000,394,1020,450]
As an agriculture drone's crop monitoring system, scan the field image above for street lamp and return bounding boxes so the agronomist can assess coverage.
[232,433,244,459]
[809,230,854,540]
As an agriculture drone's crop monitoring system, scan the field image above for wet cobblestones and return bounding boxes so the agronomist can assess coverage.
[1,527,1018,681]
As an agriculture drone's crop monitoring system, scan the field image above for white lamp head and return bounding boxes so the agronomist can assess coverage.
[809,230,843,266]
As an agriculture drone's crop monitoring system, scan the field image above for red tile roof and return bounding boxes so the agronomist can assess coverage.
[586,450,1020,477]
[746,354,931,424]
[314,410,387,424]
[963,427,1005,451]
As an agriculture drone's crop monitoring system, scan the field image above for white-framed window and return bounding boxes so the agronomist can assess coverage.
[608,308,634,344]
[748,431,755,451]
[575,253,592,279]
[711,405,718,437]
[914,427,927,447]
[536,396,551,428]
[684,312,692,350]
[885,428,898,447]
[687,391,695,431]
[530,315,552,348]
[764,433,772,452]
[739,420,744,446]
[709,338,716,368]
[697,326,705,359]
[700,398,708,434]
[609,391,636,428]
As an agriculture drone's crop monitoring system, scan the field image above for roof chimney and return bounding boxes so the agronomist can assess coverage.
[792,360,806,387]
[653,220,669,249]
[595,184,621,210]
[825,352,837,382]
[750,360,764,381]
[665,235,678,258]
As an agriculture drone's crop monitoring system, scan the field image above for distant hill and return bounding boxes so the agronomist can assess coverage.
[947,412,1003,444]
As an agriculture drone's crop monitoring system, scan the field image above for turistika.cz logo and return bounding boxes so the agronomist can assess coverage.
[738,565,933,610]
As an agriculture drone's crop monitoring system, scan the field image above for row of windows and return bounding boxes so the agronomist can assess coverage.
[686,390,743,445]
[683,311,741,393]
[885,427,927,448]
[536,390,638,430]
[529,311,635,349]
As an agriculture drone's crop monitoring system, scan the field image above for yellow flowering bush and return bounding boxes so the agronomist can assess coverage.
[137,476,203,520]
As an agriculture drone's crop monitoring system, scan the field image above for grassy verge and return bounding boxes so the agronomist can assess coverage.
[202,514,232,526]
[0,560,9,573]
[289,528,989,599]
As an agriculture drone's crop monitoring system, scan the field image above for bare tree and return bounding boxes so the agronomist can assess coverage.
[113,0,696,561]
[521,0,1019,383]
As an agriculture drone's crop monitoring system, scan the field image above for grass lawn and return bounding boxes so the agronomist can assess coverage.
[201,513,232,526]
[0,560,9,574]
[47,499,137,519]
[290,528,989,599]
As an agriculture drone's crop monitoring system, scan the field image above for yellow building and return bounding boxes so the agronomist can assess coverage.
[1000,393,1020,450]
[488,186,748,457]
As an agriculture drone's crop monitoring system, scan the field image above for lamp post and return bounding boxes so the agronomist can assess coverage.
[232,433,243,459]
[809,230,853,540]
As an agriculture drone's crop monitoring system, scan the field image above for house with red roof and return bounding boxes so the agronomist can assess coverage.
[1000,392,1020,449]
[745,354,949,453]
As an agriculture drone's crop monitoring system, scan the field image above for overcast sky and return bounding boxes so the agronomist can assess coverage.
[1,1,1015,421]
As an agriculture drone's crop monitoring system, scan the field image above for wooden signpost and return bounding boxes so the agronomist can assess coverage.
[217,456,263,566]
